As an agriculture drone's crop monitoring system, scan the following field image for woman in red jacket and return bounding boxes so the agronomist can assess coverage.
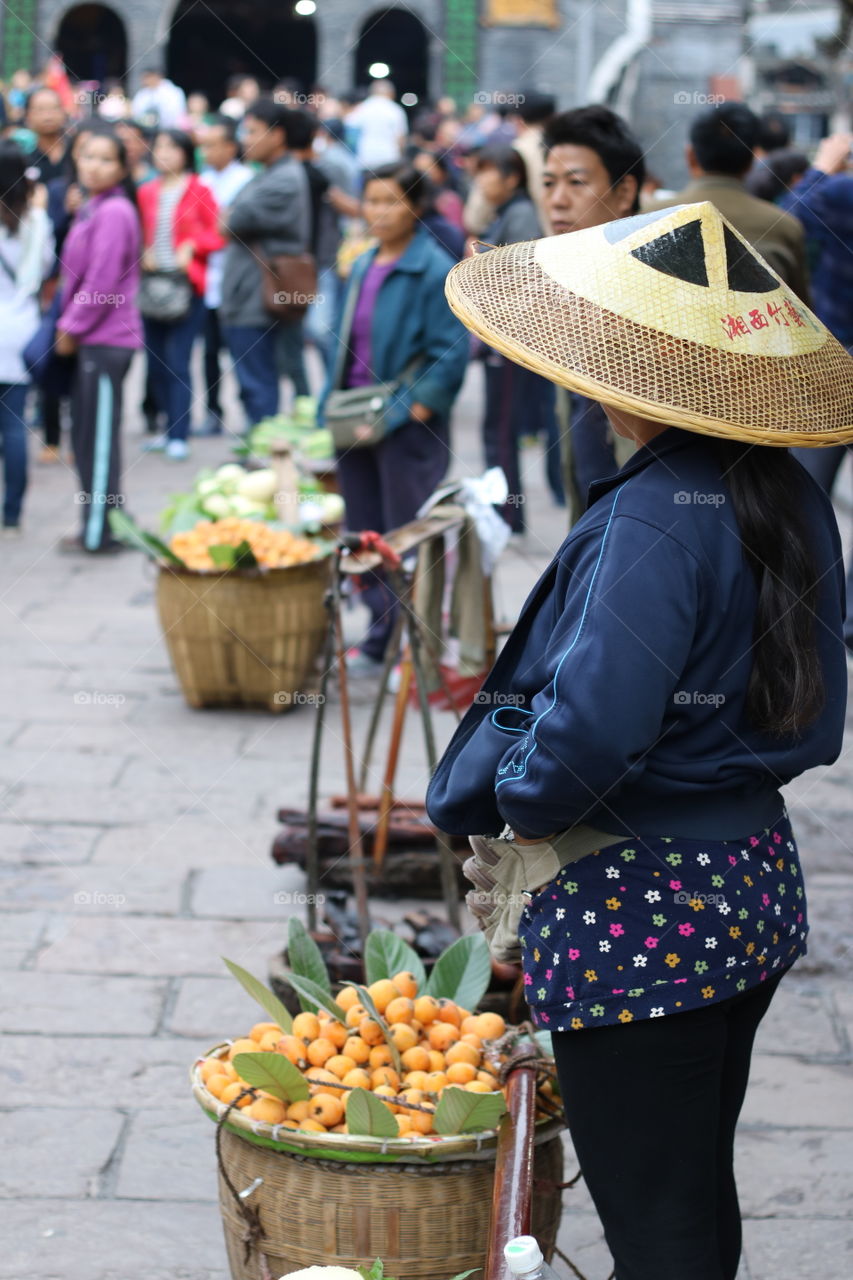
[137,129,222,460]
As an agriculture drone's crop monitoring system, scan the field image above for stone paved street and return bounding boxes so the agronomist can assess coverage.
[1,357,852,1279]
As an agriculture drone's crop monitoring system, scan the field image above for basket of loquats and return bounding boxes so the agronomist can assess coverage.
[191,929,564,1280]
[155,518,331,712]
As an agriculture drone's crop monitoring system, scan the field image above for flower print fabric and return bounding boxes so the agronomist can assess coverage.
[519,812,806,1030]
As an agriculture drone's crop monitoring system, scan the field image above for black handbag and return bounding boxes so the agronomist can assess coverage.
[138,268,193,323]
[22,287,76,396]
[324,269,423,449]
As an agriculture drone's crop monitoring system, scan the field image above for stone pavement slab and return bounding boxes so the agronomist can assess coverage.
[740,1055,853,1128]
[0,1035,204,1109]
[115,1106,220,1202]
[0,1108,126,1197]
[742,1218,853,1280]
[736,1128,853,1218]
[0,1199,228,1280]
[0,911,49,968]
[0,972,166,1036]
[0,861,185,915]
[34,915,286,978]
[166,977,261,1042]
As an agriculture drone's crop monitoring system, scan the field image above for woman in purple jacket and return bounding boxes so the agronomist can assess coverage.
[56,127,142,553]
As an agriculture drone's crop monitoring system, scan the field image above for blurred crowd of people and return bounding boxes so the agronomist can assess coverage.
[1,58,853,646]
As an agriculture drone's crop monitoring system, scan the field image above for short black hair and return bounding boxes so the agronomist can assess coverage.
[516,91,556,126]
[543,105,645,212]
[475,144,528,191]
[206,113,239,144]
[284,107,317,151]
[243,95,295,144]
[154,127,196,173]
[755,109,791,153]
[689,102,758,176]
[364,163,429,212]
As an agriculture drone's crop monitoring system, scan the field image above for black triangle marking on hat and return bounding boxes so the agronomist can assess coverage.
[723,225,778,293]
[629,219,709,287]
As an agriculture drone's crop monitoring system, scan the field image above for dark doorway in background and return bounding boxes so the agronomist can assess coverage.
[354,8,430,103]
[167,0,317,104]
[54,4,128,84]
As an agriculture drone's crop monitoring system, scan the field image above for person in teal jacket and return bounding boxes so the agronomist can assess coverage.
[321,163,469,672]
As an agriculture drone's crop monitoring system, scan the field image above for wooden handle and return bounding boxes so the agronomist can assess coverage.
[485,1047,538,1280]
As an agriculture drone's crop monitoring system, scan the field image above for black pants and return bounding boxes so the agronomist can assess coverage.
[551,972,785,1280]
[336,415,449,661]
[204,306,223,416]
[70,345,132,550]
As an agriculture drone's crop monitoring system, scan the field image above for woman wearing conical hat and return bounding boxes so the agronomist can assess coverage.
[427,202,852,1280]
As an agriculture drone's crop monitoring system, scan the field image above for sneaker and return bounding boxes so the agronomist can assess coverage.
[141,434,167,453]
[193,412,224,437]
[344,647,384,677]
[58,533,125,555]
[1,523,21,538]
[165,440,190,461]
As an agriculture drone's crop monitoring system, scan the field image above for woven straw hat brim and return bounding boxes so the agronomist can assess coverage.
[445,238,853,446]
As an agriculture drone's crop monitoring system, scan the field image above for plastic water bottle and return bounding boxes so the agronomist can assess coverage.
[504,1235,561,1280]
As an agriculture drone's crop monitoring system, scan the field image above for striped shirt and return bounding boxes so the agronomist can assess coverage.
[152,181,184,270]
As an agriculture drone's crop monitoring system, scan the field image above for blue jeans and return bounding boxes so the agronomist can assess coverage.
[222,323,279,428]
[144,294,205,441]
[0,382,28,526]
[303,265,342,374]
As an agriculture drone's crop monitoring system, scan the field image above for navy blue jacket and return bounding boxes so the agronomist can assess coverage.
[321,228,469,432]
[782,168,853,347]
[427,428,847,841]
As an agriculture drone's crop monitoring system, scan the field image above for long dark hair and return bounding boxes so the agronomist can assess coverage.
[78,124,139,209]
[0,140,32,232]
[710,439,824,737]
[153,127,197,174]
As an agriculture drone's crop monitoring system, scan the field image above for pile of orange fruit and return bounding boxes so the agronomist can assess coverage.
[198,971,552,1139]
[170,518,322,572]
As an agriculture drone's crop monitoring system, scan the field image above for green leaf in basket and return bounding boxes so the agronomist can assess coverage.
[357,1262,386,1280]
[425,934,491,1010]
[232,1051,309,1103]
[363,929,427,991]
[278,969,347,1023]
[207,539,259,570]
[352,985,402,1075]
[357,1262,382,1280]
[432,1085,507,1136]
[108,508,186,567]
[221,957,293,1033]
[287,918,331,1000]
[346,1087,399,1138]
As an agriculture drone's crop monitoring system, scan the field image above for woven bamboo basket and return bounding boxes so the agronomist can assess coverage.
[217,1122,564,1280]
[156,558,330,711]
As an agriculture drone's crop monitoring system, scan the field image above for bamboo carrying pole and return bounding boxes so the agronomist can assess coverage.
[485,1046,540,1280]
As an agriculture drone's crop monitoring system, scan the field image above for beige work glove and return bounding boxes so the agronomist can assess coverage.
[464,827,620,964]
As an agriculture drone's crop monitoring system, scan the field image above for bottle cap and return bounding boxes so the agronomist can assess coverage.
[504,1236,544,1275]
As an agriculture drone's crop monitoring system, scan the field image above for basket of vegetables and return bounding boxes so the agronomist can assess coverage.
[110,500,332,713]
[191,928,564,1280]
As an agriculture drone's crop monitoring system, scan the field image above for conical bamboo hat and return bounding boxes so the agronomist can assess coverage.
[445,202,853,445]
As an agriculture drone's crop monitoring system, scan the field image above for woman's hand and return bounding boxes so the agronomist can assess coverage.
[64,184,83,215]
[54,330,77,356]
[410,402,433,423]
[141,247,158,273]
[175,241,194,270]
[31,183,48,211]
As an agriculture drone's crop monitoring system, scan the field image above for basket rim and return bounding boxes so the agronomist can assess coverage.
[158,552,332,580]
[192,1043,562,1165]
